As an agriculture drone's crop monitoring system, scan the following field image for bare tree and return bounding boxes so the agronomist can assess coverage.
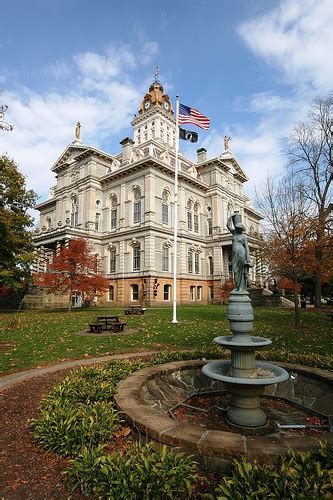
[256,174,314,325]
[286,95,332,307]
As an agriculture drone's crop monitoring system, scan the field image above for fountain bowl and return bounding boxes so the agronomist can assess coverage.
[115,359,333,473]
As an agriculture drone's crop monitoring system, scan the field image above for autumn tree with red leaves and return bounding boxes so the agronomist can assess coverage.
[256,174,314,325]
[34,238,109,311]
[286,95,332,307]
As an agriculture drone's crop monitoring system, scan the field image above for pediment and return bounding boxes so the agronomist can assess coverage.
[219,153,248,182]
[51,144,89,173]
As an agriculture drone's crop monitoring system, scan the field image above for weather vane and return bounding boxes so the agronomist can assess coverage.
[153,65,160,83]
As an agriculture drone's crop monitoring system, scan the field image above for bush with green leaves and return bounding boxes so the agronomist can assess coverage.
[30,360,147,456]
[215,443,333,499]
[30,401,121,456]
[67,442,198,499]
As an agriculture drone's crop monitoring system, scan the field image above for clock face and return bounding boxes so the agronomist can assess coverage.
[144,100,151,110]
[163,101,170,111]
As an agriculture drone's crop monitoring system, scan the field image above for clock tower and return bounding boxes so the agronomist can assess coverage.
[132,77,176,149]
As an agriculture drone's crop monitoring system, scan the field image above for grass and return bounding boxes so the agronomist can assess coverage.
[0,305,332,375]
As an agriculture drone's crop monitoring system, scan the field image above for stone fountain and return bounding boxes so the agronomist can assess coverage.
[202,212,289,427]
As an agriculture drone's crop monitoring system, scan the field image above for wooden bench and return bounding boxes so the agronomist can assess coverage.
[124,305,145,315]
[89,316,123,333]
[111,321,126,332]
[89,323,102,333]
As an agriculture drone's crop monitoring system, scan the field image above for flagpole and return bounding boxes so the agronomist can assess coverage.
[172,95,179,324]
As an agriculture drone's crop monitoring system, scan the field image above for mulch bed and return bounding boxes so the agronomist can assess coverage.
[0,367,221,498]
[0,368,75,499]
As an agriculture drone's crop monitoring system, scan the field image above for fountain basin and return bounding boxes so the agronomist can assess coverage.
[115,360,333,473]
[214,335,272,349]
[202,360,289,386]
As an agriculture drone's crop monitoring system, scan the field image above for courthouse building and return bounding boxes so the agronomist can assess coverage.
[31,79,262,308]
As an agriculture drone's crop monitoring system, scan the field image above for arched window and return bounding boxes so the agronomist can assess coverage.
[133,244,140,271]
[162,244,169,271]
[133,188,141,223]
[70,195,78,226]
[131,284,139,301]
[208,256,214,275]
[163,284,171,301]
[109,248,116,273]
[110,195,117,229]
[108,285,114,301]
[162,190,169,224]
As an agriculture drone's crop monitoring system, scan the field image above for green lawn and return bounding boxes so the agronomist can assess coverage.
[0,305,332,374]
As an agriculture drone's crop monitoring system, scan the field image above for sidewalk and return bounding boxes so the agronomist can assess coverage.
[0,350,159,390]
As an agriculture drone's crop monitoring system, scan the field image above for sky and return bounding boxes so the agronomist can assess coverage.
[0,0,332,220]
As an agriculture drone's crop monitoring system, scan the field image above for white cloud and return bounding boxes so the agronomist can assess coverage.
[237,0,333,92]
[0,41,159,214]
[201,125,284,198]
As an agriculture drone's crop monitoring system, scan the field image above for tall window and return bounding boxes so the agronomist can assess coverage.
[133,245,140,271]
[110,195,117,229]
[164,284,170,301]
[131,284,139,301]
[95,213,101,231]
[162,203,168,224]
[188,251,193,273]
[194,214,199,233]
[70,196,78,226]
[187,201,193,231]
[208,256,214,275]
[194,203,199,233]
[108,285,114,301]
[111,209,117,229]
[162,191,169,225]
[190,286,195,301]
[207,218,212,235]
[196,286,202,301]
[187,211,192,231]
[162,244,169,271]
[209,286,214,300]
[109,248,116,272]
[133,188,141,223]
[195,252,199,274]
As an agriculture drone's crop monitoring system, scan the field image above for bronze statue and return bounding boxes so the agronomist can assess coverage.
[227,212,253,291]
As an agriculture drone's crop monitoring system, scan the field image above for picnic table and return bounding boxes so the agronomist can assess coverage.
[124,305,145,315]
[89,316,126,333]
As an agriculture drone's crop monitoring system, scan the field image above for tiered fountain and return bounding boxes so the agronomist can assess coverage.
[203,212,289,427]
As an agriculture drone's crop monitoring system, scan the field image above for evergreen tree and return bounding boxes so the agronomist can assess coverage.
[0,155,37,290]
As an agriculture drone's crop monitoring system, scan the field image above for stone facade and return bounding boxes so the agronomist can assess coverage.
[31,80,262,308]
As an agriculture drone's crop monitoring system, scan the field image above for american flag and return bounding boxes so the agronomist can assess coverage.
[178,103,210,129]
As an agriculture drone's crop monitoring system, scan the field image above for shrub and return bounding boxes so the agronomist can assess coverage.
[30,401,121,456]
[67,442,198,498]
[215,444,333,499]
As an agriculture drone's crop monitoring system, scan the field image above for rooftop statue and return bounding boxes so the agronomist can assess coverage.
[227,212,253,291]
[75,122,81,140]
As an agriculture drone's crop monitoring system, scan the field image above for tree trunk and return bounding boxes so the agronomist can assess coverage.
[293,280,300,326]
[68,289,73,312]
[314,244,323,309]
